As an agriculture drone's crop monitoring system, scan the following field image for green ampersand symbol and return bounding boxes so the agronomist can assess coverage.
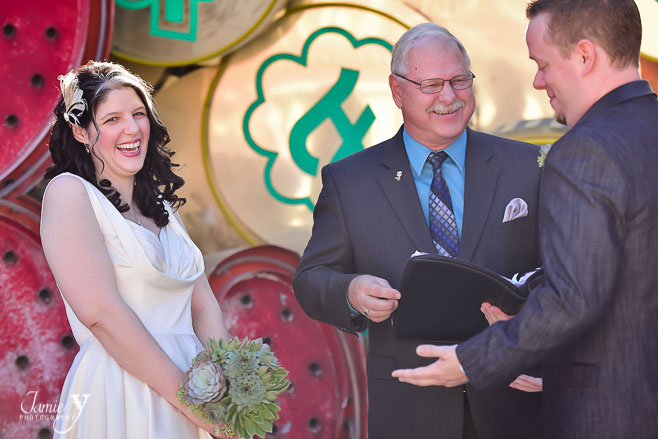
[289,68,375,176]
[244,27,392,210]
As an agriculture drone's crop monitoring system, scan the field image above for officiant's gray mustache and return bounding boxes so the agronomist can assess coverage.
[427,100,465,115]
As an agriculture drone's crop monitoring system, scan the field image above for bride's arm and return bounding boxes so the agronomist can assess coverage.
[172,211,229,345]
[191,275,230,346]
[41,176,217,433]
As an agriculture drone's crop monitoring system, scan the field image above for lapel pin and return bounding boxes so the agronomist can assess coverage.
[395,170,402,181]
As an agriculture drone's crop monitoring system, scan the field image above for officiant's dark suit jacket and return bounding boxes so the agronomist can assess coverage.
[458,81,658,439]
[294,126,543,438]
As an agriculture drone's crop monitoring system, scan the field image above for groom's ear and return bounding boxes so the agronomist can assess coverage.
[574,39,596,76]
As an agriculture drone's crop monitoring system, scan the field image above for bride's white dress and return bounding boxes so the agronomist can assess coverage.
[49,173,211,439]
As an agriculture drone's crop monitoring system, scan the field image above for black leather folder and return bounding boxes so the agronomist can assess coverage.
[393,255,542,343]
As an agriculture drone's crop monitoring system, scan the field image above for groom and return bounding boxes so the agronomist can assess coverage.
[393,1,658,438]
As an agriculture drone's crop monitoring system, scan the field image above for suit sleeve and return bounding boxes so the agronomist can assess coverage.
[457,133,627,388]
[293,165,367,333]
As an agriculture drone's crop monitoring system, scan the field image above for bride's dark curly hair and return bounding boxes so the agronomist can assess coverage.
[45,61,185,227]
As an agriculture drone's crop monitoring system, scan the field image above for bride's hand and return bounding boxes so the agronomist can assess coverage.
[173,397,229,437]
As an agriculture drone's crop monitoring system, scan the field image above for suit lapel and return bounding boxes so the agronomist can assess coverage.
[459,129,500,261]
[378,129,436,254]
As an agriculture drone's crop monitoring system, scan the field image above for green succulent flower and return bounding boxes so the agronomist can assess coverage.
[257,344,279,368]
[229,373,267,407]
[223,349,261,380]
[203,399,228,425]
[537,143,552,168]
[179,336,291,439]
[183,359,227,404]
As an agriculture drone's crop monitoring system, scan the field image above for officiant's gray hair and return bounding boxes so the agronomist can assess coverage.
[391,23,471,75]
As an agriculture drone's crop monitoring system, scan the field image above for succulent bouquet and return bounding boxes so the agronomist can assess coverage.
[178,337,291,438]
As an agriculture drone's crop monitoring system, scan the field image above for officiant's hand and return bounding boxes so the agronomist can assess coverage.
[481,302,513,325]
[509,374,543,392]
[348,275,401,322]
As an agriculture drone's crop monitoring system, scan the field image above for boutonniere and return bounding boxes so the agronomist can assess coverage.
[537,143,552,168]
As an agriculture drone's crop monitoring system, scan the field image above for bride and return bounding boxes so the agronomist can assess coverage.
[41,61,228,438]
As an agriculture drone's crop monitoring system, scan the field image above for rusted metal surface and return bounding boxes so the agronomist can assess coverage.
[0,0,114,203]
[0,0,90,183]
[0,215,78,438]
[0,2,113,437]
[209,245,368,438]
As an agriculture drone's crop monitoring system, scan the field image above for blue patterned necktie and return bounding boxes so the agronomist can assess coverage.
[428,151,460,257]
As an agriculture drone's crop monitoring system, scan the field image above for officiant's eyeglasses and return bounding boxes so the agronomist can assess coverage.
[394,72,475,94]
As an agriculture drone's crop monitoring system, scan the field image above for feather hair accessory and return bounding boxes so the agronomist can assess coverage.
[58,72,87,126]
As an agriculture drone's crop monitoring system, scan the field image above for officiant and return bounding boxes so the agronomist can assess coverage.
[293,23,544,439]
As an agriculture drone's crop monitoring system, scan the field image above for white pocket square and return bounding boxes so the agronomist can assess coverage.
[503,198,528,222]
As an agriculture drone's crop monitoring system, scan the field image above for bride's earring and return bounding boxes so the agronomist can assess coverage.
[84,143,89,154]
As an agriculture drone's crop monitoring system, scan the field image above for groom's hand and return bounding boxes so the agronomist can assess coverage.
[392,345,468,387]
[347,275,401,322]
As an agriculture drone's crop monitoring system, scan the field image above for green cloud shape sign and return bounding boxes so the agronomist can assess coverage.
[243,26,392,211]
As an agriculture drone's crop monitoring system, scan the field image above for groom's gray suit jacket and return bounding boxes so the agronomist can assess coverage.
[459,80,658,439]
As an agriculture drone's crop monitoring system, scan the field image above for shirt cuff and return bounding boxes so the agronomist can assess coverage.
[347,298,360,318]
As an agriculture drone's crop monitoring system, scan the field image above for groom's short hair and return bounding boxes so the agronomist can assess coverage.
[526,0,642,68]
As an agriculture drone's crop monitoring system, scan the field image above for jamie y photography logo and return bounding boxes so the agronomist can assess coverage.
[20,390,90,434]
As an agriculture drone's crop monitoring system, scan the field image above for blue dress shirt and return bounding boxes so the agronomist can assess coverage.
[348,128,467,317]
[403,128,466,238]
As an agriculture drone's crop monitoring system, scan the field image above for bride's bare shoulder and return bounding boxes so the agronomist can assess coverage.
[42,173,93,220]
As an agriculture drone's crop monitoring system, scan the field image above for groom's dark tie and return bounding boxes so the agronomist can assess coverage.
[428,151,459,257]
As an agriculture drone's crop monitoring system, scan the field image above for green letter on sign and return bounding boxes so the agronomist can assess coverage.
[115,0,214,41]
[289,68,375,177]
